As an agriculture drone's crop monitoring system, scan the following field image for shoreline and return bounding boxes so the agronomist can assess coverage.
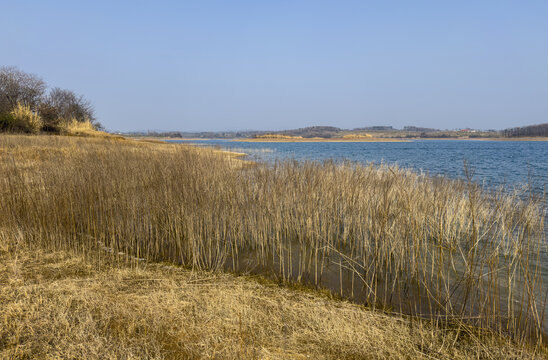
[414,137,548,141]
[235,137,408,142]
[128,136,548,142]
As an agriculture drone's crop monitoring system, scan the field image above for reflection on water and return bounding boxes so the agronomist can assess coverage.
[226,230,547,338]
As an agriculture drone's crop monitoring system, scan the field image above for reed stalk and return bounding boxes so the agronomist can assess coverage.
[1,134,545,346]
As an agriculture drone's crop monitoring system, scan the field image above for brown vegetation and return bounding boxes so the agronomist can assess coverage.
[4,233,544,359]
[342,133,373,139]
[0,66,99,134]
[0,134,546,358]
[3,103,43,134]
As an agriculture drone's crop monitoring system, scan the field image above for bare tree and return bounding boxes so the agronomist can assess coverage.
[41,87,96,124]
[1,66,101,132]
[0,66,46,114]
[502,123,548,137]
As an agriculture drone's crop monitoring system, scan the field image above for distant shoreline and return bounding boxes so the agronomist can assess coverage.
[416,137,548,141]
[129,136,548,142]
[236,137,408,143]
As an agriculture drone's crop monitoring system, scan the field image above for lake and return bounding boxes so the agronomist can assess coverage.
[170,139,548,193]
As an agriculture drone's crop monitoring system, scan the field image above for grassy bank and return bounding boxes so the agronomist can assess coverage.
[0,134,546,358]
[3,233,545,359]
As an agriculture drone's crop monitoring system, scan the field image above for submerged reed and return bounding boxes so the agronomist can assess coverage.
[0,135,545,346]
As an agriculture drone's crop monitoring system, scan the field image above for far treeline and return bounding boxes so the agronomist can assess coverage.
[132,124,548,140]
[502,123,548,138]
[126,126,483,139]
[126,124,548,140]
[0,66,100,134]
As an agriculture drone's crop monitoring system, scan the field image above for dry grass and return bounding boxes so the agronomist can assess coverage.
[1,231,543,359]
[6,104,43,134]
[0,134,546,358]
[58,119,102,136]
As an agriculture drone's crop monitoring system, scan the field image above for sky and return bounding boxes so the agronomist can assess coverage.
[2,0,547,132]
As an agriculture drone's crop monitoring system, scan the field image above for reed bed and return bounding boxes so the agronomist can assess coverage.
[0,134,545,348]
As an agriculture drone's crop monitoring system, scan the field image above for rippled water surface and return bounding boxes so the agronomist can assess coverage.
[171,139,548,192]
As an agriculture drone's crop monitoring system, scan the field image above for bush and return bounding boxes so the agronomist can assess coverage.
[0,112,16,131]
[59,118,97,135]
[37,102,63,132]
[10,103,43,133]
[1,67,99,134]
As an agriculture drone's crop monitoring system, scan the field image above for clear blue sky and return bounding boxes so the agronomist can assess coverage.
[3,0,547,131]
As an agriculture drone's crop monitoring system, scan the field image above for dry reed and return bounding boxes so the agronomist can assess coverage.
[0,134,545,350]
[4,231,544,359]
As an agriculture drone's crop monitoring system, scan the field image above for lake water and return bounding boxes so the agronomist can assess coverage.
[170,139,548,193]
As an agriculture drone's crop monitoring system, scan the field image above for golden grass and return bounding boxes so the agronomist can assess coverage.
[0,134,243,170]
[58,118,99,135]
[342,133,373,139]
[9,104,43,134]
[1,231,544,359]
[0,134,546,357]
[55,119,125,138]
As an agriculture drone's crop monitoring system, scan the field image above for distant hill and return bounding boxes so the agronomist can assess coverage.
[354,126,394,131]
[402,126,438,132]
[502,123,548,137]
[126,126,348,139]
[122,124,518,140]
[276,126,342,138]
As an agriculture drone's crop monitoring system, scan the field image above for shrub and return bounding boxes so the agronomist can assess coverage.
[10,103,43,133]
[0,112,16,131]
[37,102,63,132]
[59,118,98,136]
